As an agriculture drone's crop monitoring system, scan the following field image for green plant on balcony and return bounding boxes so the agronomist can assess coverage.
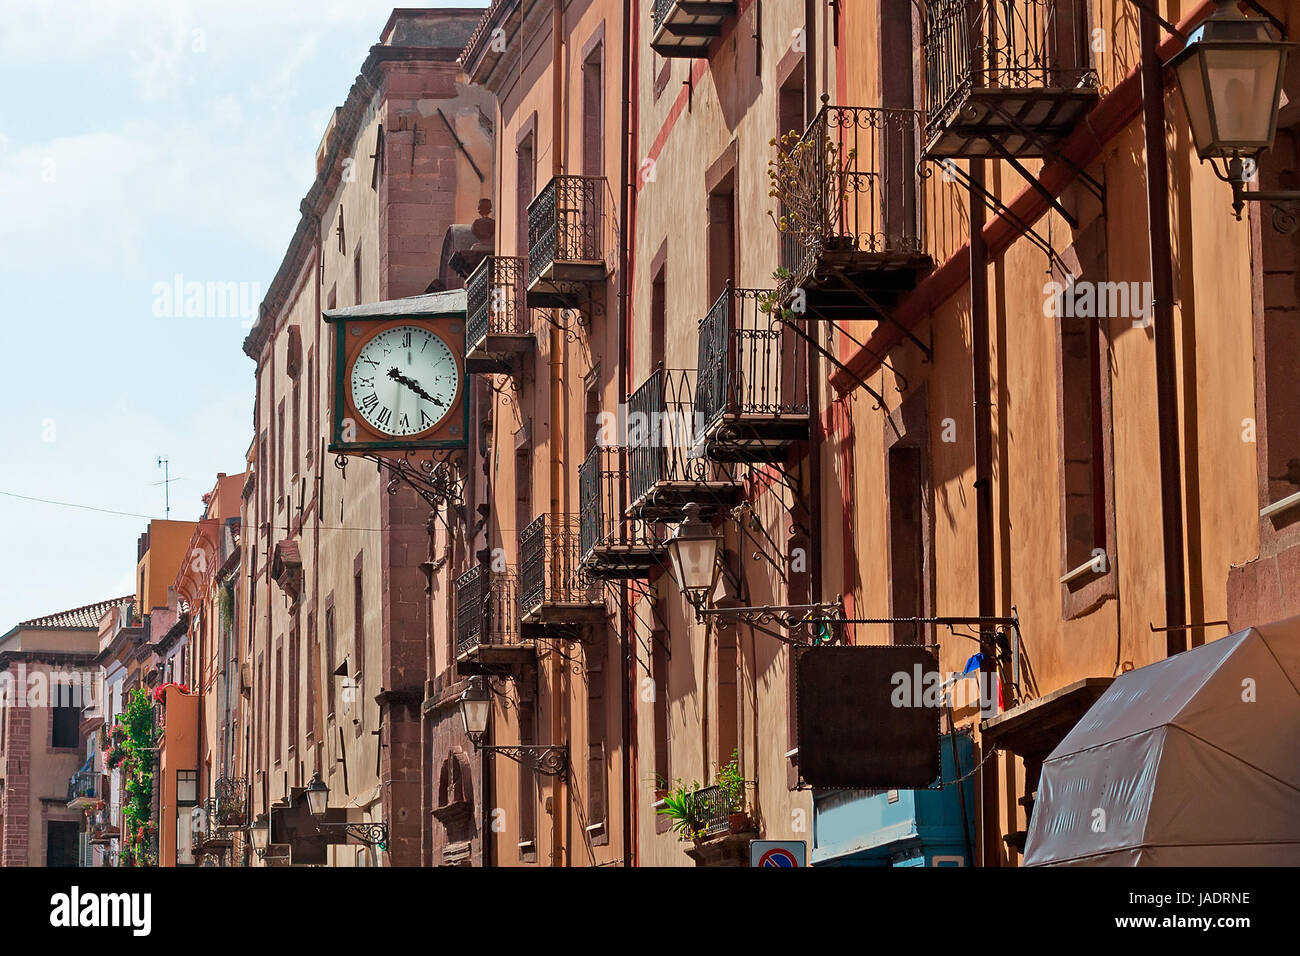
[116,688,157,866]
[766,127,856,256]
[716,749,753,833]
[656,779,706,843]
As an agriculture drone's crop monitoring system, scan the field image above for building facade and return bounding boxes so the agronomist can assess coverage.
[238,7,494,866]
[0,597,130,867]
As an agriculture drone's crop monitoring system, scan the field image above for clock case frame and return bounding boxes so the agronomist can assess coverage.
[325,301,470,454]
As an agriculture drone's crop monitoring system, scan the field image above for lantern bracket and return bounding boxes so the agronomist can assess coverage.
[469,738,569,776]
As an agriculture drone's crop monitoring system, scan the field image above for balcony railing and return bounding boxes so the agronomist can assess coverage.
[691,784,739,840]
[455,565,525,661]
[776,104,928,294]
[651,0,738,57]
[627,367,741,521]
[67,769,100,807]
[923,0,1097,157]
[527,175,608,297]
[213,776,248,828]
[519,514,603,625]
[579,446,665,579]
[695,285,809,461]
[466,255,534,373]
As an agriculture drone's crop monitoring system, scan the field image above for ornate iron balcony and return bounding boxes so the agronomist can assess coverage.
[651,0,738,58]
[579,446,666,579]
[213,775,248,828]
[627,367,742,521]
[774,103,931,311]
[465,255,534,374]
[923,0,1098,157]
[526,175,608,304]
[519,514,604,631]
[66,769,100,808]
[695,286,809,461]
[691,784,740,839]
[455,565,527,663]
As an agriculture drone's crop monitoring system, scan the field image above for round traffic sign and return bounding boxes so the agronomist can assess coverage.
[757,847,799,867]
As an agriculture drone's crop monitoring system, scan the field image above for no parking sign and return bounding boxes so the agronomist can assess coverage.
[750,840,806,867]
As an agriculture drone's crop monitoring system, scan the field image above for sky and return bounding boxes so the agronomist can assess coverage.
[0,0,487,627]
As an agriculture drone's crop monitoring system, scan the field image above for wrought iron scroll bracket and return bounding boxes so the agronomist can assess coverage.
[476,742,569,776]
[333,448,467,510]
[698,602,847,646]
[315,820,389,848]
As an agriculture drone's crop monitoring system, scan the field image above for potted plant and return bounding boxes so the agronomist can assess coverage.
[716,749,751,833]
[656,780,706,843]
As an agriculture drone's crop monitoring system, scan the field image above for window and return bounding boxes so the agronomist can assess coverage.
[275,639,284,765]
[650,261,667,371]
[582,43,603,177]
[1258,125,1300,515]
[292,377,301,479]
[354,247,363,306]
[1052,218,1117,618]
[51,685,79,749]
[716,630,738,769]
[324,602,337,718]
[516,134,535,258]
[515,450,532,547]
[289,624,300,749]
[651,630,671,834]
[306,348,315,464]
[888,445,925,645]
[885,393,932,644]
[586,637,607,838]
[584,379,601,453]
[518,696,537,860]
[353,555,365,735]
[277,399,286,511]
[306,611,318,741]
[707,177,736,305]
[46,821,79,867]
[371,124,384,189]
[777,62,805,143]
[176,770,198,805]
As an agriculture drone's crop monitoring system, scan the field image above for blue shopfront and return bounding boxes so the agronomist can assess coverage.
[811,731,976,866]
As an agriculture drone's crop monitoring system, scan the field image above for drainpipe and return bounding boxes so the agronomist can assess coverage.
[618,0,637,867]
[969,163,1000,867]
[549,0,567,869]
[803,0,821,608]
[1138,5,1187,656]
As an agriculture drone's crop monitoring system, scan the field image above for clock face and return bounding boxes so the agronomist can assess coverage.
[348,325,459,437]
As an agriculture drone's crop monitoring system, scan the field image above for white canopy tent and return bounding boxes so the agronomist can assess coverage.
[1023,616,1300,866]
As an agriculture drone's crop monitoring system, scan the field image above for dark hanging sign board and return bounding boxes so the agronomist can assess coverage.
[796,644,942,789]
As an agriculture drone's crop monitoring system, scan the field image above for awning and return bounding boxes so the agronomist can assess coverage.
[1024,615,1300,866]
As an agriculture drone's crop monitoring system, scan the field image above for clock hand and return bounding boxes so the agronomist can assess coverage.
[387,367,446,407]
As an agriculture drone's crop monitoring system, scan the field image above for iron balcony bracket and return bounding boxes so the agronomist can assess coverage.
[477,742,569,777]
[928,157,1072,275]
[314,820,390,849]
[980,102,1106,205]
[829,267,934,363]
[982,136,1081,231]
[816,315,911,391]
[698,602,847,646]
[334,447,466,511]
[777,314,891,412]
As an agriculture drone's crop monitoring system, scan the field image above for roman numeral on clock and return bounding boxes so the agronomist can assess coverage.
[375,406,392,427]
[420,409,432,427]
[360,392,379,412]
